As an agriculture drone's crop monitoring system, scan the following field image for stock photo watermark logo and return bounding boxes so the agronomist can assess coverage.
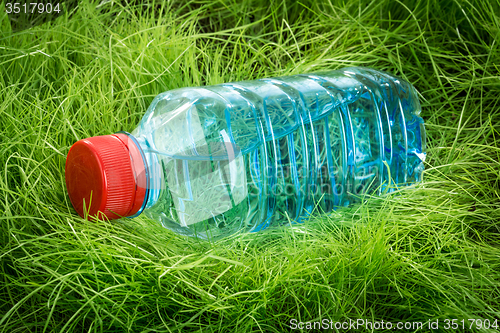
[137,139,382,226]
[141,140,381,199]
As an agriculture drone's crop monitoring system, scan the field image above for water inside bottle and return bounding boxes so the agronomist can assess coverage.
[131,67,425,239]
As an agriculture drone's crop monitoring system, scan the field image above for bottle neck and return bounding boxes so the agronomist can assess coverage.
[119,131,164,213]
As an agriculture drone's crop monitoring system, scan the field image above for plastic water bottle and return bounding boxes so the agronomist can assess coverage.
[65,67,426,240]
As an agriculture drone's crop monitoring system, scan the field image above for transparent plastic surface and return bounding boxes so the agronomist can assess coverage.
[131,67,426,240]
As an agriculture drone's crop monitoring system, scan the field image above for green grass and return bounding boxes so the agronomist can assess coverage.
[1,0,500,331]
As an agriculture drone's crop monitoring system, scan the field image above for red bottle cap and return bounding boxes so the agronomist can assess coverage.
[65,133,148,220]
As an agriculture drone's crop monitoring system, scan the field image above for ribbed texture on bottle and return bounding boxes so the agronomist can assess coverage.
[211,67,424,228]
[134,66,425,239]
[93,136,135,217]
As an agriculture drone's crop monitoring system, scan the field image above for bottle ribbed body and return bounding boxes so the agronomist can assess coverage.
[131,67,426,240]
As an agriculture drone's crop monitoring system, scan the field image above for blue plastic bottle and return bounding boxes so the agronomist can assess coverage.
[65,67,426,240]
